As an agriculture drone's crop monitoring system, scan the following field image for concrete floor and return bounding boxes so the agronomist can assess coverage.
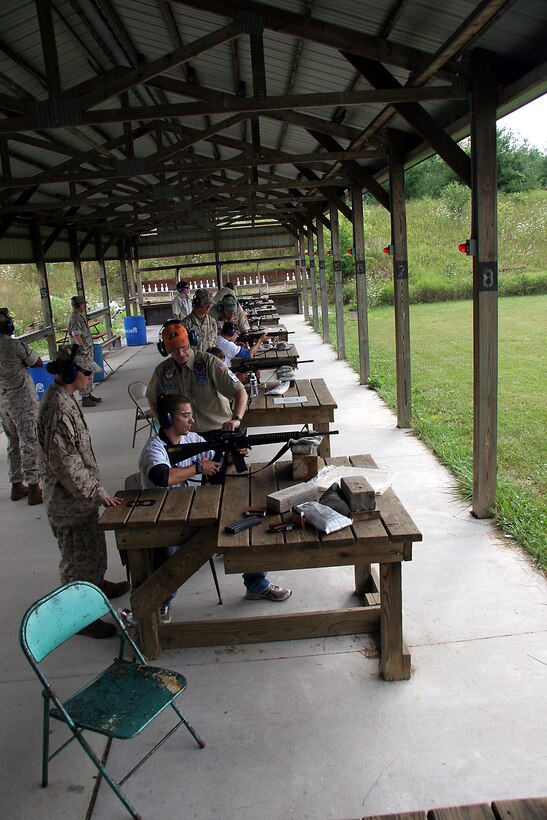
[1,314,545,820]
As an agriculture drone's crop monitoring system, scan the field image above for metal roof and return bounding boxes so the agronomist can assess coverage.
[0,0,545,262]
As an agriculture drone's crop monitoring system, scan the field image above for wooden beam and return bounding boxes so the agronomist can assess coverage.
[29,217,56,359]
[171,0,466,79]
[388,130,412,428]
[35,0,62,97]
[307,221,319,332]
[342,53,472,188]
[351,181,370,384]
[471,49,498,518]
[329,201,345,360]
[316,217,329,344]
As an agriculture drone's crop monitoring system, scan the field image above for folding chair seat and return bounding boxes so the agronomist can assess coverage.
[20,581,205,819]
[128,381,156,448]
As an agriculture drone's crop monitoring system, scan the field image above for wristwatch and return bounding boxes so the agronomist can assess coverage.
[231,415,242,421]
[194,462,203,475]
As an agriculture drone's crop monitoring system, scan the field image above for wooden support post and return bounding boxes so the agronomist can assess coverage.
[133,241,143,311]
[316,218,330,343]
[308,224,319,332]
[68,224,86,305]
[118,240,131,316]
[351,181,370,384]
[329,201,345,359]
[471,49,498,518]
[95,233,113,338]
[388,130,412,428]
[299,230,309,321]
[29,217,56,359]
[127,247,138,311]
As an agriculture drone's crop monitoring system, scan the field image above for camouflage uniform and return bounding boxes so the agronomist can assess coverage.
[182,312,219,353]
[0,334,41,485]
[37,381,110,584]
[67,311,94,398]
[214,303,250,334]
[146,349,244,433]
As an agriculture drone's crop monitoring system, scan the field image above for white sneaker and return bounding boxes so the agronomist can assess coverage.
[159,605,171,624]
[245,584,292,602]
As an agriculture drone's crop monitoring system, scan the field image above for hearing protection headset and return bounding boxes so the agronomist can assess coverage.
[222,321,237,337]
[46,344,81,384]
[0,308,15,336]
[157,319,188,357]
[156,394,173,430]
[192,293,203,308]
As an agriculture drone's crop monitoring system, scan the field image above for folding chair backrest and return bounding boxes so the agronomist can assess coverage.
[128,381,147,403]
[21,582,110,662]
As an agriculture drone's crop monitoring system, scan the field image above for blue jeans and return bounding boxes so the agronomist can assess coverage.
[243,572,269,593]
[153,546,178,607]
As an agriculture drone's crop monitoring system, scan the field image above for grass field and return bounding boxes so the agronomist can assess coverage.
[329,295,546,569]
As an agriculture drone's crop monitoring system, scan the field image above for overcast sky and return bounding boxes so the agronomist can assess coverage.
[497,95,546,152]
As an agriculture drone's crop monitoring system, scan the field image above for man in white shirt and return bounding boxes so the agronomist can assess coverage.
[171,281,192,320]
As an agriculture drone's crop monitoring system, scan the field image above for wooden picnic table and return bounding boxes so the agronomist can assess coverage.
[55,319,104,345]
[232,343,300,373]
[243,377,337,457]
[99,454,422,680]
[247,310,280,325]
[246,324,289,342]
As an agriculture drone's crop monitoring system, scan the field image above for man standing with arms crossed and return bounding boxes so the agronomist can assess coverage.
[67,295,101,408]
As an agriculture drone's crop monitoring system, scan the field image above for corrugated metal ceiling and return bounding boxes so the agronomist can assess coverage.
[0,0,545,262]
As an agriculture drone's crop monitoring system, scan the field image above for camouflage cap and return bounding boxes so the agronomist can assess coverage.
[193,288,214,306]
[220,294,237,311]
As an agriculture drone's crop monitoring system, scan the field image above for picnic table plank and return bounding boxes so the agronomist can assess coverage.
[98,490,139,529]
[188,483,222,525]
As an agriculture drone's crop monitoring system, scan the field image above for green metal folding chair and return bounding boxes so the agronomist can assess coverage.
[20,581,205,819]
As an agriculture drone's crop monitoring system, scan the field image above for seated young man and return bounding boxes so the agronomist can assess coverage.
[139,394,292,622]
[215,321,267,369]
[138,393,220,622]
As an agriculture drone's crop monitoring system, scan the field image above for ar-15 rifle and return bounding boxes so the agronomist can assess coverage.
[165,427,338,473]
[231,357,313,375]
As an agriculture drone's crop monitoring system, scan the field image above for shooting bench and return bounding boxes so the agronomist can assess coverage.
[99,454,421,681]
[357,796,547,820]
[232,343,300,373]
[244,377,337,457]
[99,334,122,373]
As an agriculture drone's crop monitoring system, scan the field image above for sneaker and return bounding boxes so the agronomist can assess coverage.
[245,583,292,602]
[159,605,171,624]
[89,395,102,403]
[100,579,131,599]
[77,618,117,639]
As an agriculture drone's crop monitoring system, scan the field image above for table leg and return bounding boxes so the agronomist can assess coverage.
[316,422,331,457]
[126,548,160,660]
[379,561,411,680]
[354,563,372,596]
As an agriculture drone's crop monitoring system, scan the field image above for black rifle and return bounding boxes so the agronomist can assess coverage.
[238,328,295,344]
[165,427,338,473]
[231,357,313,375]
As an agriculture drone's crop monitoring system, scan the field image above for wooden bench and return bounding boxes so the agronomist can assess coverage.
[353,796,547,820]
[99,334,122,373]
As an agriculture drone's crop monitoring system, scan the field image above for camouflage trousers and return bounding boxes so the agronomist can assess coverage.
[0,398,40,484]
[48,511,107,585]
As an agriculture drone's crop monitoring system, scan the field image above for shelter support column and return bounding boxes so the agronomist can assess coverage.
[298,230,309,321]
[308,223,319,332]
[118,240,131,317]
[68,225,86,305]
[29,217,56,359]
[329,202,345,360]
[95,234,113,338]
[388,130,411,428]
[316,218,329,343]
[471,49,498,518]
[133,242,143,311]
[351,181,370,384]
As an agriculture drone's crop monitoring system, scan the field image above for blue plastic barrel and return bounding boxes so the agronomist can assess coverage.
[93,343,105,382]
[29,361,55,400]
[124,315,147,346]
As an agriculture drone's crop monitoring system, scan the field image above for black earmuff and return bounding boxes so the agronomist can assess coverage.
[0,309,15,336]
[60,344,80,384]
[192,294,202,308]
[157,319,182,357]
[157,394,173,430]
[222,321,236,337]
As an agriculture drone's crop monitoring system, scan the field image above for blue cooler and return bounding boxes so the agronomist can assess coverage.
[93,343,105,382]
[29,361,55,400]
[124,315,147,346]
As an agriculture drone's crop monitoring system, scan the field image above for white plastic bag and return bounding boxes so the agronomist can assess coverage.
[312,465,395,495]
[294,501,352,534]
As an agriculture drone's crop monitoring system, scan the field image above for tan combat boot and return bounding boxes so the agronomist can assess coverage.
[27,484,43,505]
[10,482,28,501]
[81,397,95,407]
